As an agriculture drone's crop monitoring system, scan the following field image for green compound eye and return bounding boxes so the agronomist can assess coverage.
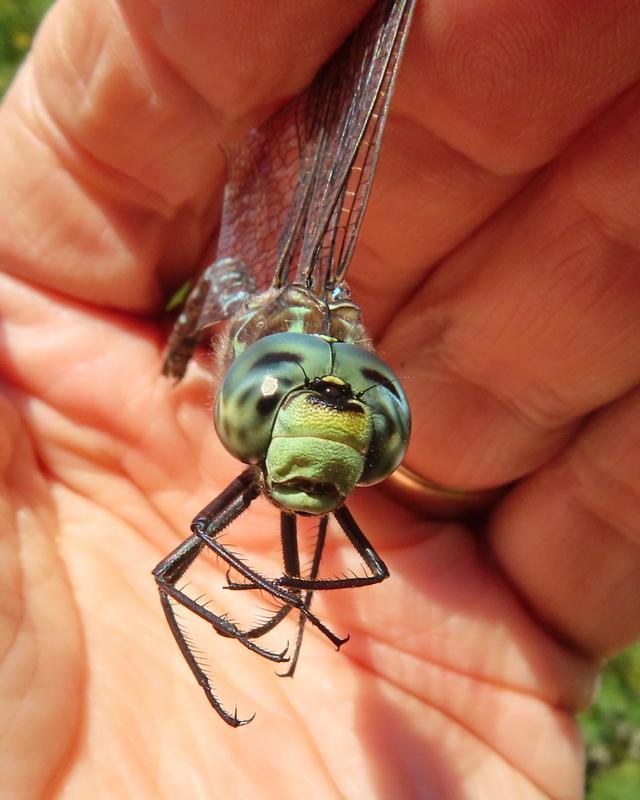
[332,341,411,486]
[214,333,333,465]
[214,332,411,514]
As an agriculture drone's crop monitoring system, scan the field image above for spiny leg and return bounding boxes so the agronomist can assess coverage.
[219,579,294,639]
[220,512,300,641]
[154,533,289,661]
[221,504,387,650]
[275,503,389,591]
[279,515,329,678]
[157,589,251,728]
[162,266,214,380]
[152,468,288,727]
[228,503,385,666]
[222,513,331,672]
[196,510,348,650]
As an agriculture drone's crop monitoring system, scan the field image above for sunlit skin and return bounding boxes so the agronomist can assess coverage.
[1,1,640,797]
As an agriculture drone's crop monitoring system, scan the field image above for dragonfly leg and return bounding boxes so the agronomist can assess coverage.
[221,513,329,671]
[278,515,328,678]
[162,266,215,381]
[156,590,254,728]
[195,512,349,650]
[152,469,288,727]
[221,512,301,639]
[154,532,289,661]
[275,504,389,591]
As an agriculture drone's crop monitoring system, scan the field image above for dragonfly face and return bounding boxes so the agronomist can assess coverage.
[215,331,410,514]
[154,0,417,726]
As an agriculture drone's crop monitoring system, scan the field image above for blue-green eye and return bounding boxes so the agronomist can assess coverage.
[214,332,332,464]
[214,332,410,514]
[332,342,411,485]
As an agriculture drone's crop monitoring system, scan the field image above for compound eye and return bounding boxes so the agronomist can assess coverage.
[214,333,332,463]
[330,342,411,486]
[359,392,411,485]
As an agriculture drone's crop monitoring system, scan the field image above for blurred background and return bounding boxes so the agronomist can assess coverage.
[0,0,50,94]
[1,1,639,796]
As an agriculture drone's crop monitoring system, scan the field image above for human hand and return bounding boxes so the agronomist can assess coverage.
[1,2,639,798]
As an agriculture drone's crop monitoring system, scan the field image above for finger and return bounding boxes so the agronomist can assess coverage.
[382,80,640,487]
[351,0,640,330]
[1,1,640,320]
[342,489,599,709]
[490,383,640,657]
[0,396,83,797]
[0,0,371,310]
[0,272,225,530]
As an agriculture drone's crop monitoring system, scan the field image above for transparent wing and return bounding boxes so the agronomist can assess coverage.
[294,0,415,291]
[191,0,415,334]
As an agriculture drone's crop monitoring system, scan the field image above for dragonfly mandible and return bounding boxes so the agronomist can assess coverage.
[154,0,415,726]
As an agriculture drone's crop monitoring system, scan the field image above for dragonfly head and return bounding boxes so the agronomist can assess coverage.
[214,332,411,515]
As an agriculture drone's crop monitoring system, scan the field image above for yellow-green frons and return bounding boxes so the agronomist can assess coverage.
[272,390,373,455]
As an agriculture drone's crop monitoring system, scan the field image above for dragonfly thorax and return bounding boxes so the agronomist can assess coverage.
[214,332,411,515]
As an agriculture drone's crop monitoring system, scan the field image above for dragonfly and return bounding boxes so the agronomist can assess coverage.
[154,0,415,727]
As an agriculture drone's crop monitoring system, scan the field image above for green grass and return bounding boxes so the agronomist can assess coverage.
[0,0,53,94]
[580,642,640,797]
[1,2,639,796]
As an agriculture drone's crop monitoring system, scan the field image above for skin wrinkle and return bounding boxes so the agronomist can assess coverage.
[332,518,599,712]
[0,113,78,268]
[433,332,581,436]
[127,5,254,130]
[27,44,214,219]
[134,0,373,116]
[386,103,530,183]
[379,113,527,239]
[567,96,640,247]
[4,304,153,446]
[3,471,86,797]
[0,145,168,311]
[32,112,179,223]
[0,524,24,665]
[570,178,640,257]
[353,652,567,800]
[28,2,226,245]
[116,1,236,137]
[375,82,640,487]
[575,501,640,599]
[349,114,534,340]
[420,1,640,170]
[9,384,192,554]
[11,71,217,310]
[480,553,603,708]
[571,446,640,547]
[277,687,346,799]
[32,2,95,101]
[555,87,640,263]
[344,621,596,713]
[489,417,640,656]
[562,512,640,655]
[353,127,535,348]
[536,224,640,341]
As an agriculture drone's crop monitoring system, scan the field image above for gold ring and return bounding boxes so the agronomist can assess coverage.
[383,464,506,519]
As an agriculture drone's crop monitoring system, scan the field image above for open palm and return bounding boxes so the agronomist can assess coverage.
[2,2,640,798]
